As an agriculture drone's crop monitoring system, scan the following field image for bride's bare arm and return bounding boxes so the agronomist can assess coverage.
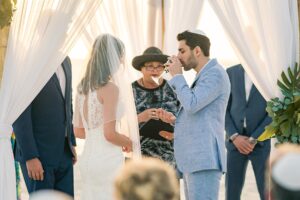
[100,83,133,151]
[74,94,86,139]
[104,121,132,151]
[74,128,86,139]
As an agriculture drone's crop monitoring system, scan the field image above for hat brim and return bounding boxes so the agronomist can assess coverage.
[132,54,169,71]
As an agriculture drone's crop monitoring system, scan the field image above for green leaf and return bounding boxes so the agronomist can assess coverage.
[291,136,298,143]
[272,107,279,112]
[278,80,291,94]
[293,91,300,96]
[280,121,292,137]
[258,125,276,141]
[283,90,293,98]
[284,98,292,105]
[288,67,295,83]
[281,71,292,88]
[277,114,289,124]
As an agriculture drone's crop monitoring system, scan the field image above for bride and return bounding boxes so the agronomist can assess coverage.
[73,34,141,200]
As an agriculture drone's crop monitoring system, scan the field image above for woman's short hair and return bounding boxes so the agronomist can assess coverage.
[114,158,179,200]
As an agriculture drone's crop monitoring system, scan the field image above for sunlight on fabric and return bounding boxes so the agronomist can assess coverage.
[198,1,238,68]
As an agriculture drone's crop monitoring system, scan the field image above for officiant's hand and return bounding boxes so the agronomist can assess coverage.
[138,108,159,123]
[26,158,44,181]
[157,108,176,125]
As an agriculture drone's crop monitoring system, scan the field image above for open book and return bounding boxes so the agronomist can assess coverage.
[139,119,174,140]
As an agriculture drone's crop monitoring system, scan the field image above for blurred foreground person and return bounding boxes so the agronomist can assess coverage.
[267,144,300,200]
[114,157,179,200]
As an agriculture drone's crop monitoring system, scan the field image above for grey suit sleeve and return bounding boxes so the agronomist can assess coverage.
[168,69,224,114]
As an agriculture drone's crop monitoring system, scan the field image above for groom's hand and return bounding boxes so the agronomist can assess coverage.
[157,108,176,124]
[26,158,44,181]
[166,56,183,76]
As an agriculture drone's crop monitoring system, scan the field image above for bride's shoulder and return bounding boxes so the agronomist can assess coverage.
[101,82,119,93]
[97,82,119,102]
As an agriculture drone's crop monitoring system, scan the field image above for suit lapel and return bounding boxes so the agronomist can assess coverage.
[190,59,217,88]
[62,61,71,101]
[247,84,257,104]
[238,67,247,105]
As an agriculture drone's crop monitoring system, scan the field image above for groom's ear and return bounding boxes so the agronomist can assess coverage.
[193,46,202,57]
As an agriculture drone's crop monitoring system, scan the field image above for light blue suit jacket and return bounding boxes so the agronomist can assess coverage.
[168,59,230,173]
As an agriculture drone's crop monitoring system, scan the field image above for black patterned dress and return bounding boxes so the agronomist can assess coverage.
[132,79,180,166]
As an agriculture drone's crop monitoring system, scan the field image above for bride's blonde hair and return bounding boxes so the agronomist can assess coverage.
[78,34,125,95]
[114,158,179,200]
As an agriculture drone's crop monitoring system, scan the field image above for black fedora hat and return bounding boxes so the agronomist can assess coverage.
[132,47,169,71]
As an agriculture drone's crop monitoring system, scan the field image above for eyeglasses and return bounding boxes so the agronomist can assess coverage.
[144,64,165,72]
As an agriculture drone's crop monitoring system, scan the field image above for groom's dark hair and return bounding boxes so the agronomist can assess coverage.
[177,30,210,57]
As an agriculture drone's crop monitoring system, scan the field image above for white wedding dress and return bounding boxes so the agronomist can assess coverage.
[77,91,124,200]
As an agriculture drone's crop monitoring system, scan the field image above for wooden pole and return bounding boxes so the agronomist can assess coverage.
[298,0,300,60]
[161,0,165,50]
[0,26,10,82]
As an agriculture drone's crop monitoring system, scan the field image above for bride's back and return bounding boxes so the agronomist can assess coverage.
[79,90,103,130]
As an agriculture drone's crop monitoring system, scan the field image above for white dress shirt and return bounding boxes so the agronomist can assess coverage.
[56,65,66,98]
[56,65,67,137]
[244,72,253,128]
[230,71,253,140]
[244,72,253,101]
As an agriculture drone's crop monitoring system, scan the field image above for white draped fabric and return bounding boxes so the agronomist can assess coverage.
[0,0,102,199]
[209,0,299,100]
[82,0,148,72]
[146,0,163,49]
[163,0,204,55]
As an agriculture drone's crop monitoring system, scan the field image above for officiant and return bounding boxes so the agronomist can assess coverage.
[131,46,180,166]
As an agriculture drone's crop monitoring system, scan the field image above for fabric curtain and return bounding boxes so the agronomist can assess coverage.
[163,0,204,55]
[82,0,148,72]
[146,0,163,49]
[209,0,299,100]
[0,0,102,199]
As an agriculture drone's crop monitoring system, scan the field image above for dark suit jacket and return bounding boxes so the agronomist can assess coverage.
[225,64,271,149]
[13,57,76,166]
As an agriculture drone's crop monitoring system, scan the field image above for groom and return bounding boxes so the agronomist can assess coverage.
[13,57,76,197]
[160,30,230,199]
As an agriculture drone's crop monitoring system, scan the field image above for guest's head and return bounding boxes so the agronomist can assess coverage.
[30,190,72,200]
[114,158,179,200]
[176,30,210,71]
[268,144,300,200]
[78,34,125,95]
